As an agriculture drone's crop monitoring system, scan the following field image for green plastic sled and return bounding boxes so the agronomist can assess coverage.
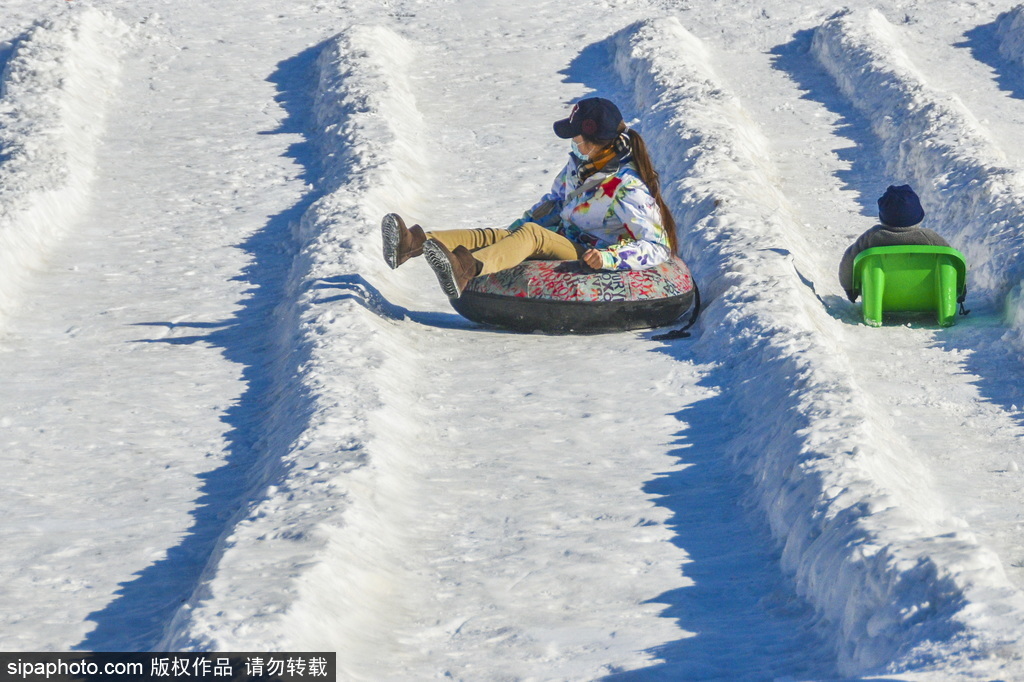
[852,245,967,328]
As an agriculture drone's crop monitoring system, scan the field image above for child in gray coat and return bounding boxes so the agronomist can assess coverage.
[838,185,949,301]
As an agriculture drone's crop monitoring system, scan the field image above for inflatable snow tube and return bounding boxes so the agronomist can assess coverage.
[450,256,696,334]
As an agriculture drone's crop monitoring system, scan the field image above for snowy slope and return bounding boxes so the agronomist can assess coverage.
[4,0,1024,680]
[0,9,128,323]
[0,0,338,651]
[612,16,1024,674]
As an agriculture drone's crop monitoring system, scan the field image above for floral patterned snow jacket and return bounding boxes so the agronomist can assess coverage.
[512,153,672,271]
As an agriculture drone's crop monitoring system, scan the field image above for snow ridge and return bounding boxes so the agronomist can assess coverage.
[613,16,1024,677]
[813,9,1024,348]
[161,25,431,661]
[0,6,128,324]
[995,4,1024,66]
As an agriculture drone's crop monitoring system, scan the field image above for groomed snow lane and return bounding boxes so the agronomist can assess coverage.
[4,0,1024,679]
[616,13,1024,677]
[0,3,342,651]
[164,4,840,679]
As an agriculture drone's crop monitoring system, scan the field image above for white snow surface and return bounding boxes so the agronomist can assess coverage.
[0,8,128,324]
[5,0,1024,680]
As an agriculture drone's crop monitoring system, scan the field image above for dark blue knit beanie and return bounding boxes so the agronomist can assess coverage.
[877,185,925,227]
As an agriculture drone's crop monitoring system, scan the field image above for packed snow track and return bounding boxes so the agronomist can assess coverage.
[2,1,1024,681]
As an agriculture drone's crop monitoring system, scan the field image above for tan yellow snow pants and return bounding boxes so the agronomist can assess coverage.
[426,222,585,275]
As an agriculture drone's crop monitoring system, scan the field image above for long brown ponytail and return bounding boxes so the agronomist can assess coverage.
[587,126,679,254]
[624,129,678,254]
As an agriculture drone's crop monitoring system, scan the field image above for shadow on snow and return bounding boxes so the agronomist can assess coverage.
[74,44,326,651]
[770,30,889,221]
[556,32,840,681]
[313,273,481,331]
[958,15,1024,102]
[605,346,840,681]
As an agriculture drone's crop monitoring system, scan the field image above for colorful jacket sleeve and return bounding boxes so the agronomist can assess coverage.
[597,179,672,270]
[508,163,571,231]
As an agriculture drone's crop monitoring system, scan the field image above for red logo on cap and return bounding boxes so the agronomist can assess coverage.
[582,119,598,136]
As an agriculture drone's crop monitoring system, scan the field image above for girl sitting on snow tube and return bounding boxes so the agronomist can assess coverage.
[381,97,691,331]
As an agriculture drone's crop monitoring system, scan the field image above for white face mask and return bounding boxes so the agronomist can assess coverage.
[570,140,589,161]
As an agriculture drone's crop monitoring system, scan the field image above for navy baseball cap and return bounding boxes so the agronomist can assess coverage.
[553,98,624,141]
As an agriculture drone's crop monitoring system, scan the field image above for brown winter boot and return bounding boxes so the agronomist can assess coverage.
[381,213,427,269]
[422,239,483,299]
